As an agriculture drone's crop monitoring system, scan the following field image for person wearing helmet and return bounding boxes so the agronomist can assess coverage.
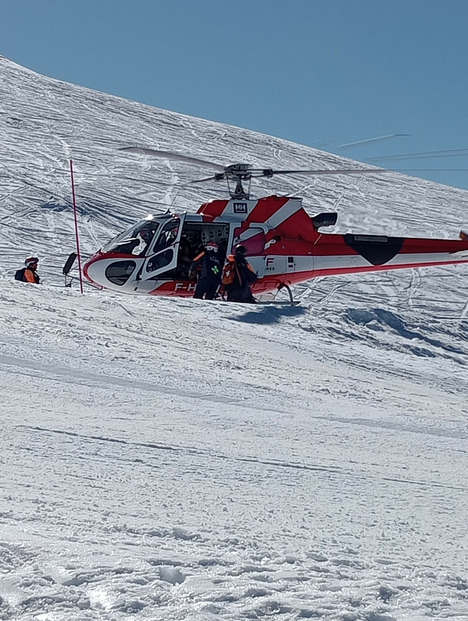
[136,227,157,255]
[189,240,222,300]
[112,226,155,255]
[222,244,257,303]
[15,257,41,284]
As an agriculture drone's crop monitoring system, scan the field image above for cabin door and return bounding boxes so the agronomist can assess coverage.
[133,214,186,292]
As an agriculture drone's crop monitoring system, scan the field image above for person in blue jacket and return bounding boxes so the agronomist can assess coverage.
[189,241,222,300]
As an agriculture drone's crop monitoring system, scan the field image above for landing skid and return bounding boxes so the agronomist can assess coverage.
[256,283,299,306]
[64,274,103,290]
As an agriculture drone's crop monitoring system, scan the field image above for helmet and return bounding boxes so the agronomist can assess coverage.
[25,256,39,267]
[205,241,218,251]
[235,244,247,256]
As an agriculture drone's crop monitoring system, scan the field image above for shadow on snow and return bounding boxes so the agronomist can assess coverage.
[228,304,307,325]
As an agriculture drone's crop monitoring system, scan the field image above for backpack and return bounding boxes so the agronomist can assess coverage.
[14,268,26,281]
[221,259,237,286]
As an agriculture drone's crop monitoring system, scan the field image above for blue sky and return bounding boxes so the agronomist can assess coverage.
[3,0,468,189]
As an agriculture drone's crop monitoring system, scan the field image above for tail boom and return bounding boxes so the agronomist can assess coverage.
[253,234,468,293]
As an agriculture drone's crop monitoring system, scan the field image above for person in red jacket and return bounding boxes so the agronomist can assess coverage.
[15,257,41,284]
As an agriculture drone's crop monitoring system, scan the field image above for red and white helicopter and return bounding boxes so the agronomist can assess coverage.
[83,148,468,300]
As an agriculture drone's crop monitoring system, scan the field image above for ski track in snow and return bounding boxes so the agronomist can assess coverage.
[0,56,467,620]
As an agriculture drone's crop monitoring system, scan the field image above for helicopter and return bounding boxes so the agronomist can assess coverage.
[82,147,468,301]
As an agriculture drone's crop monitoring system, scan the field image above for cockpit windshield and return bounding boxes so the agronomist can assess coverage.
[102,219,162,256]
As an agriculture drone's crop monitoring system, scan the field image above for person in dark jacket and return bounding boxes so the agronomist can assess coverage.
[189,241,222,300]
[224,244,257,303]
[15,257,41,284]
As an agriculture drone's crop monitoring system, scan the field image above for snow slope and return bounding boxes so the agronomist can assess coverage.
[0,57,467,621]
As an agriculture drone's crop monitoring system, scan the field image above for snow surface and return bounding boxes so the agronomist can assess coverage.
[0,57,467,620]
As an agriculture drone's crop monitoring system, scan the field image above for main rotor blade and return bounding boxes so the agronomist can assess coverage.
[119,147,225,171]
[188,167,391,184]
[188,175,223,184]
[267,168,392,176]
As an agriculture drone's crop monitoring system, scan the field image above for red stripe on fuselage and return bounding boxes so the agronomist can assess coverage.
[246,196,290,224]
[197,200,230,220]
[313,235,468,257]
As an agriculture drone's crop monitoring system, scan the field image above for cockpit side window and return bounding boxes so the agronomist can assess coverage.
[105,260,136,285]
[146,249,174,273]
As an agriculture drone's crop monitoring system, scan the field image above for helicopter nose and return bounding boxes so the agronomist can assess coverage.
[85,255,138,289]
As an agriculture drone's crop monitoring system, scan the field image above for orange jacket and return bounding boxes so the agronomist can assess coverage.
[24,268,40,283]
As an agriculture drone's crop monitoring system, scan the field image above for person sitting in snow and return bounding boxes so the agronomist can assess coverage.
[15,257,41,284]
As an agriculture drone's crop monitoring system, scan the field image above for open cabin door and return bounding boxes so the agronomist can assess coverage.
[133,214,186,292]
